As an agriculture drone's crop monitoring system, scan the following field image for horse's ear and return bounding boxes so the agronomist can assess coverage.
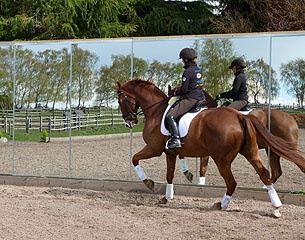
[117,82,121,90]
[167,85,172,95]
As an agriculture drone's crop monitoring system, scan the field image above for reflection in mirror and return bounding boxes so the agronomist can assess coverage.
[68,40,134,180]
[0,33,304,193]
[11,42,71,177]
[0,44,13,174]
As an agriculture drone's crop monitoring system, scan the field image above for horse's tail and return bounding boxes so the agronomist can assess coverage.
[246,114,305,170]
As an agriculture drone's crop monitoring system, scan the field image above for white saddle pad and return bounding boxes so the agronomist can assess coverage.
[161,105,207,138]
[239,109,253,115]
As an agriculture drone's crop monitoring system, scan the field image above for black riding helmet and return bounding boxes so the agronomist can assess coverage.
[229,58,246,69]
[179,48,197,60]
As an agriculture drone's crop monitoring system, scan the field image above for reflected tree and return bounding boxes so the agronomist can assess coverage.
[146,60,182,92]
[95,54,183,106]
[280,58,305,107]
[0,47,13,104]
[247,58,278,104]
[72,45,99,108]
[95,54,148,107]
[195,39,236,97]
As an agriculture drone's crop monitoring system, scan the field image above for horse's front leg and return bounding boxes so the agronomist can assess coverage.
[132,145,162,192]
[159,153,177,204]
[198,156,209,185]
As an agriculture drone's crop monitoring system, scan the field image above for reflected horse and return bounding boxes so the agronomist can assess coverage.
[178,90,304,185]
[117,78,305,216]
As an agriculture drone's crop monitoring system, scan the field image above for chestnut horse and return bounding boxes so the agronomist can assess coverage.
[117,79,305,216]
[178,90,304,185]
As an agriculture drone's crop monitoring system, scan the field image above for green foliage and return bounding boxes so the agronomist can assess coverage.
[0,45,98,109]
[280,58,305,107]
[42,129,49,138]
[196,39,236,97]
[0,0,138,40]
[95,54,183,106]
[0,130,2,138]
[133,0,214,36]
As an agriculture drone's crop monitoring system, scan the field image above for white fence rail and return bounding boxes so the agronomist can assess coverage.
[0,111,125,134]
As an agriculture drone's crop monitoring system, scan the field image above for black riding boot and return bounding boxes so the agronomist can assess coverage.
[166,116,182,148]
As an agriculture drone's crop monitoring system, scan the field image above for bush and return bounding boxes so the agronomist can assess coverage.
[42,129,49,138]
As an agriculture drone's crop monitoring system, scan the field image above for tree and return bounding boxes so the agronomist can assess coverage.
[35,49,70,109]
[95,54,148,107]
[72,45,99,108]
[146,60,182,92]
[211,0,305,33]
[0,94,12,110]
[95,54,183,106]
[0,46,13,102]
[195,39,236,97]
[0,0,138,40]
[133,0,214,36]
[246,58,278,104]
[14,47,38,108]
[280,58,305,107]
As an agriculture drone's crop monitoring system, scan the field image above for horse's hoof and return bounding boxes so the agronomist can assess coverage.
[213,202,221,210]
[272,207,281,218]
[158,197,168,204]
[144,179,155,191]
[184,171,193,183]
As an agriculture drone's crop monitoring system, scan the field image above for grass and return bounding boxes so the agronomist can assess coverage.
[2,122,144,142]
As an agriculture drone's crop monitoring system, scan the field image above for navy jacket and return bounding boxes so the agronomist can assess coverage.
[175,62,205,101]
[221,70,248,101]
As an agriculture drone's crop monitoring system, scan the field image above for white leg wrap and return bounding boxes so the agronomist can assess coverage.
[221,194,232,210]
[165,184,174,200]
[267,185,282,208]
[179,158,188,173]
[134,165,147,181]
[197,177,206,185]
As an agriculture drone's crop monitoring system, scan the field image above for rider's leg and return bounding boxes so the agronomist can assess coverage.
[166,115,182,148]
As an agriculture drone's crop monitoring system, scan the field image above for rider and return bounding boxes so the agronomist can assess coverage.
[217,58,249,110]
[166,48,205,149]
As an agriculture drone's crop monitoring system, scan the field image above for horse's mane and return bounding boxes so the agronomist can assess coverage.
[123,78,167,98]
[123,78,155,88]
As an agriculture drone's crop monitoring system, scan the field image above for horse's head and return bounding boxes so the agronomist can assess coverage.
[117,82,139,129]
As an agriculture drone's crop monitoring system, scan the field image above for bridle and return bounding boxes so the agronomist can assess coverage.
[118,91,139,121]
[118,89,168,120]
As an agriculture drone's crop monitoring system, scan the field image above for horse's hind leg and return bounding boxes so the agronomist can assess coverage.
[266,149,282,184]
[213,158,237,210]
[132,145,162,191]
[243,150,282,216]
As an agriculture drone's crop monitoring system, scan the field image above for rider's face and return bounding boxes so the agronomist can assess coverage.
[231,66,237,73]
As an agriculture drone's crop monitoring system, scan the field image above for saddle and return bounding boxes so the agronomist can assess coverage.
[161,98,207,138]
[189,99,207,113]
[221,100,251,113]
